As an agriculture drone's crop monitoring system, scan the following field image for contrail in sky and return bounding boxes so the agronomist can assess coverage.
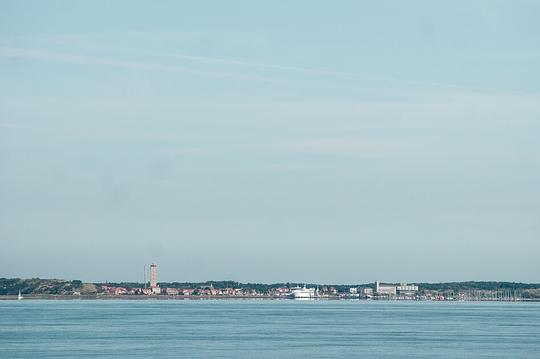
[142,50,515,93]
[0,47,294,86]
[0,46,519,94]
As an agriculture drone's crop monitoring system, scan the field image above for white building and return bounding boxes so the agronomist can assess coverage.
[151,286,161,295]
[397,283,418,296]
[397,283,418,292]
[375,280,397,296]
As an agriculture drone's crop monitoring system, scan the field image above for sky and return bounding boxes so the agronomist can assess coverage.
[0,1,539,284]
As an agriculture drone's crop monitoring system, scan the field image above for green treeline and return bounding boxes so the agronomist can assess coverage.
[0,278,85,295]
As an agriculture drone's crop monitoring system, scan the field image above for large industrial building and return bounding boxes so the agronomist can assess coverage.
[375,280,397,296]
[374,281,418,298]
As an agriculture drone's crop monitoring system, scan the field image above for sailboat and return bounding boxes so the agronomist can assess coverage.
[17,290,23,301]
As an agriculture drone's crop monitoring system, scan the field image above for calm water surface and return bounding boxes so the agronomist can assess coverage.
[1,300,539,358]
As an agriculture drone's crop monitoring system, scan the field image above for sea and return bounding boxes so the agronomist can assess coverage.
[1,300,539,358]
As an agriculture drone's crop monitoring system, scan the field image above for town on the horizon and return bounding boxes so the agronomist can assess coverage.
[2,263,539,301]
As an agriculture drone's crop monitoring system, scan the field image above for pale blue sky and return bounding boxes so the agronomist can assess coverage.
[1,1,539,283]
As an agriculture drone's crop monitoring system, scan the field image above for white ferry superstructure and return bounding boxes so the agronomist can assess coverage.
[291,286,316,300]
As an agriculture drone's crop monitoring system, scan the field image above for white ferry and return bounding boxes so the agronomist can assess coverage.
[291,286,316,300]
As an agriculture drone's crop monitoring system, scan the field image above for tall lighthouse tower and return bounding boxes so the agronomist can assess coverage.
[150,263,158,289]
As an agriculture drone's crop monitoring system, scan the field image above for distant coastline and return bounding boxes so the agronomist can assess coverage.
[2,294,540,302]
[0,294,281,301]
[2,278,540,301]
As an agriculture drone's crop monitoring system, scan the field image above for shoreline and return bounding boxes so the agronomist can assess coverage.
[1,295,538,302]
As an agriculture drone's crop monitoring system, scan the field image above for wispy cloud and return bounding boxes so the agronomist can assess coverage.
[143,50,518,94]
[162,136,420,160]
[0,47,293,85]
[0,45,521,94]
